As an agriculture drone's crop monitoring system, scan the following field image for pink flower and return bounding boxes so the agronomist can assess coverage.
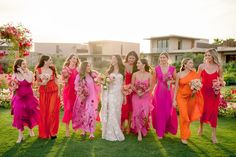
[77,79,89,101]
[134,81,148,96]
[189,79,202,97]
[122,84,132,96]
[212,77,225,96]
[163,72,173,90]
[8,78,19,91]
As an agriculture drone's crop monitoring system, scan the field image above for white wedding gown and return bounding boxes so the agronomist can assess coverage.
[101,72,125,141]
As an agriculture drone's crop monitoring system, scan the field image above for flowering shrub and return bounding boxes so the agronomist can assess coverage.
[0,23,32,57]
[218,102,236,118]
[0,88,11,108]
[212,77,225,96]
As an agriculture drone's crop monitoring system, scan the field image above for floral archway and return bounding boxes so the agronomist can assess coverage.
[0,23,32,58]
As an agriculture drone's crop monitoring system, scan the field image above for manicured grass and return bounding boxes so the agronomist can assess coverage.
[0,108,235,157]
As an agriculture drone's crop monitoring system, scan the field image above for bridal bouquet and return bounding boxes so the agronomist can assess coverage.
[212,77,225,97]
[134,81,148,97]
[39,73,51,85]
[189,79,202,97]
[8,77,19,91]
[97,73,115,90]
[77,79,89,102]
[122,84,133,96]
[163,72,173,90]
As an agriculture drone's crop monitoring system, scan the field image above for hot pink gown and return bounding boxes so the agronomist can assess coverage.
[12,79,40,131]
[62,67,78,124]
[152,66,178,137]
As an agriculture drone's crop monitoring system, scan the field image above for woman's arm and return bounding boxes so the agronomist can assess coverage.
[24,70,33,83]
[173,73,180,108]
[131,72,137,93]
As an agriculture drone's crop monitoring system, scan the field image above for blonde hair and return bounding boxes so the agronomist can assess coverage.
[159,52,169,59]
[63,54,80,68]
[180,58,192,71]
[205,48,221,66]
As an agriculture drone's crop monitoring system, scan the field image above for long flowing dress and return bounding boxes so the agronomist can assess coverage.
[12,77,40,131]
[132,79,153,136]
[37,68,60,139]
[121,71,133,124]
[62,67,78,124]
[176,71,204,140]
[152,66,178,137]
[72,73,100,133]
[101,73,125,141]
[200,70,220,128]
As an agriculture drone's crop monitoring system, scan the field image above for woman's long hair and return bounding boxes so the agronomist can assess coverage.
[36,55,58,78]
[79,61,90,80]
[107,55,125,77]
[63,54,80,68]
[180,58,192,72]
[125,51,139,74]
[140,58,150,72]
[13,58,24,73]
[205,48,221,66]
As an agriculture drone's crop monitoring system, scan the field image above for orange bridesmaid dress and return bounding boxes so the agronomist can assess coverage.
[37,68,60,139]
[176,71,203,140]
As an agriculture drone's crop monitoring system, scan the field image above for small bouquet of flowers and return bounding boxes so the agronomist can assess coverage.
[163,72,173,90]
[97,73,115,90]
[189,79,202,97]
[134,81,149,97]
[212,77,225,97]
[8,77,19,91]
[61,67,71,84]
[122,84,133,96]
[39,73,51,85]
[77,79,89,102]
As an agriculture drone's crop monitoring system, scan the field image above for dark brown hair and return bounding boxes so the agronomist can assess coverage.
[36,55,58,78]
[125,51,139,73]
[140,58,150,72]
[13,58,25,73]
[107,55,125,77]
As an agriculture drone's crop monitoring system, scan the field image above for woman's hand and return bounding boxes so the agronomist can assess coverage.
[172,100,177,108]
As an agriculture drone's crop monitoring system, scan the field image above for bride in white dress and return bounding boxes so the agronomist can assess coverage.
[101,55,125,141]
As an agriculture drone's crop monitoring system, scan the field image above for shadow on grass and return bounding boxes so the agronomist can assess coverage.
[150,131,202,157]
[201,135,236,156]
[2,137,56,157]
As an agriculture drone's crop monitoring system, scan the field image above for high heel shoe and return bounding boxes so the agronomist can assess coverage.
[16,136,24,143]
[181,139,188,145]
[89,135,95,140]
[29,131,35,137]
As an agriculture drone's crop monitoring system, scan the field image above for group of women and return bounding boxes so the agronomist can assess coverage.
[10,48,222,145]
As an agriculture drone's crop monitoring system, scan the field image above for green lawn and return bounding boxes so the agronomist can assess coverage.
[0,108,235,157]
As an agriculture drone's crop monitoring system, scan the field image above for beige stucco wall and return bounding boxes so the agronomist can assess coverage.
[34,43,88,57]
[89,41,140,56]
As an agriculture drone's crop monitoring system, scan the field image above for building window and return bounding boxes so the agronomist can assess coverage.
[178,40,182,50]
[157,39,169,52]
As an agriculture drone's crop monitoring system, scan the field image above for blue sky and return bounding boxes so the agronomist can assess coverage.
[1,0,236,52]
